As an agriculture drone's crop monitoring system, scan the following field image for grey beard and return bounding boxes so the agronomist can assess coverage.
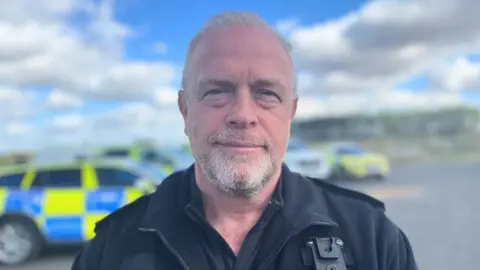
[196,151,276,198]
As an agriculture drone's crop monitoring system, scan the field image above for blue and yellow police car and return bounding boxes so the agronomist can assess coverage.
[0,157,165,265]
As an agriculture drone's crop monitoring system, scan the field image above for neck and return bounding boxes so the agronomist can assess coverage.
[194,164,281,254]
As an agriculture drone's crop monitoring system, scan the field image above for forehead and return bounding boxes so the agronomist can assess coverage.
[190,26,294,88]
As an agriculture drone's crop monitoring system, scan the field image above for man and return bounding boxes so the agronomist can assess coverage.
[72,11,418,270]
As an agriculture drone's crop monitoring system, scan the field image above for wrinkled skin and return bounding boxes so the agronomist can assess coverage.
[178,25,297,197]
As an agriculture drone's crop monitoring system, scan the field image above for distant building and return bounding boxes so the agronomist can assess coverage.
[292,115,384,142]
[292,107,480,143]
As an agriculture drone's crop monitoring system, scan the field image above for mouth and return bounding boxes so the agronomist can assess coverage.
[217,142,260,147]
[217,144,262,150]
[214,141,265,150]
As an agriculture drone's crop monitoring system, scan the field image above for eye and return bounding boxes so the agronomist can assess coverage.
[200,88,233,105]
[203,88,231,97]
[255,89,281,102]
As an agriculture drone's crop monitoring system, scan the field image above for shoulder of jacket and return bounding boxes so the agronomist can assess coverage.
[94,194,151,233]
[304,175,386,211]
[92,168,191,234]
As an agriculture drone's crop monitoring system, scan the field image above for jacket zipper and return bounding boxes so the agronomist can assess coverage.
[262,221,335,270]
[139,227,191,270]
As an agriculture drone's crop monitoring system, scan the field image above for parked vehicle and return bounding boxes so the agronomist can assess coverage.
[0,158,165,265]
[284,139,333,180]
[325,142,390,180]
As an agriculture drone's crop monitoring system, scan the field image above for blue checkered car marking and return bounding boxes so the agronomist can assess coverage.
[4,189,43,216]
[1,188,130,242]
[44,216,83,242]
[86,188,124,213]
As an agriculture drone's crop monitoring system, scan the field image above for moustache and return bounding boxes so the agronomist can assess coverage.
[209,132,272,149]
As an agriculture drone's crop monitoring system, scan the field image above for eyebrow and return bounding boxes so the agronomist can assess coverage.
[198,78,285,90]
[250,79,285,90]
[198,78,237,90]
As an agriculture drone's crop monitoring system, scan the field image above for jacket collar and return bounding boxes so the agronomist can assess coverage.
[139,163,336,229]
[186,164,285,217]
[138,163,338,269]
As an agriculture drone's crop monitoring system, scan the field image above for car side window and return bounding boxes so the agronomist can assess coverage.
[336,146,365,155]
[103,149,130,158]
[336,148,349,155]
[0,173,24,187]
[96,168,139,187]
[31,169,82,188]
[142,150,171,164]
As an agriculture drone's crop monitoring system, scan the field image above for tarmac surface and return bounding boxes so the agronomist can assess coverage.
[2,162,479,270]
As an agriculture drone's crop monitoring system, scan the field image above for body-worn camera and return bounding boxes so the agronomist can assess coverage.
[301,237,348,270]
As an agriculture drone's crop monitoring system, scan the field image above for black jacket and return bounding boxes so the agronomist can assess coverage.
[72,164,418,270]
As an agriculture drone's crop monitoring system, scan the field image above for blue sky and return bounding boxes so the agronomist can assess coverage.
[0,0,479,151]
[118,0,365,63]
[99,0,479,114]
[88,0,478,113]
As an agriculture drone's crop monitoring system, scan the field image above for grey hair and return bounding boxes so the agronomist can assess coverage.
[181,11,297,96]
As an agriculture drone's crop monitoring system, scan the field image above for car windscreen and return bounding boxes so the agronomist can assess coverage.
[337,146,367,155]
[132,162,167,181]
[287,141,307,151]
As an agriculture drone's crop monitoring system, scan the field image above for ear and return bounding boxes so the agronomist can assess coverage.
[178,90,189,135]
[290,96,298,120]
[178,89,188,118]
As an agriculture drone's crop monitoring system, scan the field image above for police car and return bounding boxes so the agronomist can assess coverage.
[0,158,165,265]
[324,142,390,181]
[284,138,333,180]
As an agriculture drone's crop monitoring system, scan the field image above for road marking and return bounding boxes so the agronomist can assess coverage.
[364,187,422,199]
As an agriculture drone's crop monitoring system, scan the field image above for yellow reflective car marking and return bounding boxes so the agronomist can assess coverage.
[82,163,98,189]
[124,188,144,204]
[83,214,106,240]
[20,167,36,190]
[0,189,6,213]
[43,189,85,216]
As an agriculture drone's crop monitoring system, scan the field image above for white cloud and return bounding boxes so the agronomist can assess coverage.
[76,62,177,101]
[40,102,188,148]
[429,57,480,91]
[0,0,89,24]
[45,89,83,110]
[50,113,85,131]
[0,0,178,102]
[0,0,185,151]
[0,121,40,152]
[275,19,299,36]
[295,91,466,120]
[284,0,480,93]
[154,87,178,106]
[0,101,188,152]
[0,86,38,122]
[4,122,33,136]
[2,0,480,152]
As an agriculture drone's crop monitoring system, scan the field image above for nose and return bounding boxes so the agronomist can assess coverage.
[225,88,258,129]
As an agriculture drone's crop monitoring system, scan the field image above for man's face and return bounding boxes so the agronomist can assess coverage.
[178,26,297,197]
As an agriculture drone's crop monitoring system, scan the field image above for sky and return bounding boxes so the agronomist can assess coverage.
[0,0,479,152]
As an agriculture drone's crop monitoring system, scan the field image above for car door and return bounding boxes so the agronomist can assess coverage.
[29,168,84,243]
[83,167,144,240]
[0,172,34,217]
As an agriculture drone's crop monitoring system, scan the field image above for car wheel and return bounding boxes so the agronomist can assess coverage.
[0,217,43,265]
